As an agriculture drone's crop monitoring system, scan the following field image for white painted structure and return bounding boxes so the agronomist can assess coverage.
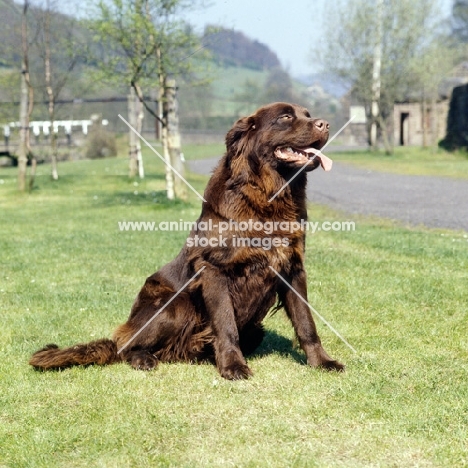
[3,119,109,138]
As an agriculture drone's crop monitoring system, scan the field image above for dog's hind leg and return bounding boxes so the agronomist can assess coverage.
[112,275,205,370]
[112,320,160,370]
[113,302,188,371]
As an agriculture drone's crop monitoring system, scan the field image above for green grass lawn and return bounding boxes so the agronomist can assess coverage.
[332,146,468,179]
[182,142,226,161]
[1,148,467,467]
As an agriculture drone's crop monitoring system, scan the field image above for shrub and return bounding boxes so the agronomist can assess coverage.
[85,125,117,159]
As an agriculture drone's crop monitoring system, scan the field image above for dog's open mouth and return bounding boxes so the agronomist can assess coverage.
[274,146,333,171]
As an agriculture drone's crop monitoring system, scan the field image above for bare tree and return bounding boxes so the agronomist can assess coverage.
[43,0,59,180]
[18,0,35,191]
[34,0,80,180]
[90,0,206,199]
[318,0,449,153]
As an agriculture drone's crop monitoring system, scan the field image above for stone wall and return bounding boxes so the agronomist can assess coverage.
[394,100,448,147]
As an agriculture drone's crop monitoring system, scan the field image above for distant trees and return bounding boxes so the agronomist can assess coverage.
[7,0,85,190]
[7,0,204,197]
[318,0,456,152]
[0,1,21,125]
[452,0,468,42]
[262,68,295,103]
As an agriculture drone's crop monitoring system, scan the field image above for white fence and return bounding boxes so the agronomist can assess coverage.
[3,119,109,138]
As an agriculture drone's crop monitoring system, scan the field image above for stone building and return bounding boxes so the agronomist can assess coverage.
[393,62,468,147]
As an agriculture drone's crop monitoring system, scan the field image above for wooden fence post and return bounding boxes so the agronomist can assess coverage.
[166,79,187,200]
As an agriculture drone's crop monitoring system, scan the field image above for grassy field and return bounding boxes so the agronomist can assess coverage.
[331,146,468,179]
[182,142,226,161]
[1,147,467,467]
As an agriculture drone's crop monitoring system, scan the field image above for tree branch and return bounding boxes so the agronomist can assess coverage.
[131,80,164,126]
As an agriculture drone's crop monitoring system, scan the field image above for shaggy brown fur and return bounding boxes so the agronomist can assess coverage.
[30,102,344,379]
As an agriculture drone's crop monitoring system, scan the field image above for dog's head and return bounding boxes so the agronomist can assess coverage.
[225,102,332,174]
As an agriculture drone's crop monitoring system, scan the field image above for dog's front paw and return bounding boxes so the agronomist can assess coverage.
[306,345,345,372]
[220,362,253,380]
[319,359,345,372]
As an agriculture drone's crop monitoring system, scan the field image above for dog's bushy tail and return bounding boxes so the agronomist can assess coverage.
[29,339,120,370]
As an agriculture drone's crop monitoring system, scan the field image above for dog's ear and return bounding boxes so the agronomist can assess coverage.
[225,116,256,156]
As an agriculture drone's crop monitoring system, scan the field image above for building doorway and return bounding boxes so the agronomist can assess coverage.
[399,112,410,145]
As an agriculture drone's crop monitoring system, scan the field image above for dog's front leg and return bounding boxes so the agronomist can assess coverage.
[279,268,344,371]
[201,266,253,380]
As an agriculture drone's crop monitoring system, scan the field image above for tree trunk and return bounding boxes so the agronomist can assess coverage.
[431,94,438,151]
[128,87,138,178]
[29,158,37,191]
[18,66,29,191]
[370,0,383,151]
[26,63,36,191]
[44,1,58,180]
[160,76,175,200]
[18,0,31,191]
[165,78,187,200]
[378,114,393,155]
[49,116,58,180]
[161,124,175,200]
[422,90,428,149]
[134,85,145,179]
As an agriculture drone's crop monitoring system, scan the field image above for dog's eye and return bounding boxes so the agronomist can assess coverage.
[279,114,292,121]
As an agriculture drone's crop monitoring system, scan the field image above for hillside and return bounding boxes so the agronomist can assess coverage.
[177,63,322,131]
[0,5,339,134]
[203,26,281,71]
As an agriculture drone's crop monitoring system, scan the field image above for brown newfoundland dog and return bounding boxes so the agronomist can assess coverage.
[30,102,344,379]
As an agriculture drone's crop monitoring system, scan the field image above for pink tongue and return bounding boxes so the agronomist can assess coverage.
[304,148,333,171]
[318,152,333,171]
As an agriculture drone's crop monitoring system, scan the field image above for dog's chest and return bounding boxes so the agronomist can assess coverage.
[226,241,301,317]
[227,266,278,325]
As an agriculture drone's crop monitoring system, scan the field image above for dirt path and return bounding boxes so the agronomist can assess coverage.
[188,157,468,232]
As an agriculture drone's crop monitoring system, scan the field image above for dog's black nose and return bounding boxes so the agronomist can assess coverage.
[314,119,330,131]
